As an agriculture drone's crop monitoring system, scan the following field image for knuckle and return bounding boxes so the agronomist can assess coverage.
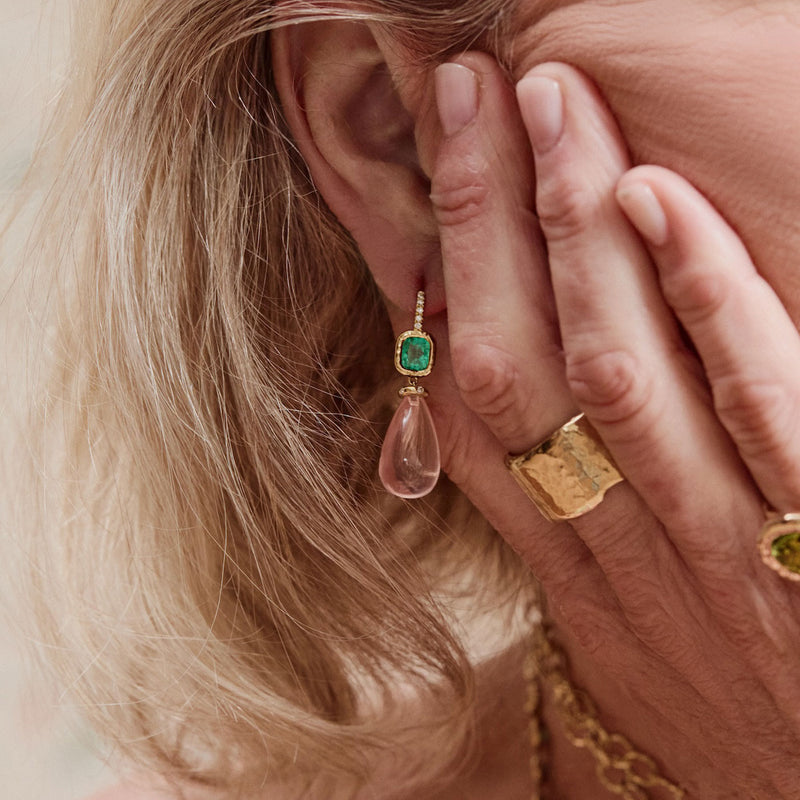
[536,175,601,244]
[714,376,796,458]
[560,600,613,659]
[565,347,655,430]
[561,544,693,674]
[450,338,520,419]
[661,269,730,324]
[623,596,698,667]
[606,565,702,669]
[559,592,643,675]
[430,168,491,230]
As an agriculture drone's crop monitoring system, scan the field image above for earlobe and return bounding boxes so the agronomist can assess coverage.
[271,19,439,314]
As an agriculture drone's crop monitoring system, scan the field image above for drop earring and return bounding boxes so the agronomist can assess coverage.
[379,290,441,499]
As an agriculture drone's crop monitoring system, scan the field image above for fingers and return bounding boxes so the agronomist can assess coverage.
[515,63,759,558]
[617,165,800,512]
[430,54,573,454]
[427,53,602,588]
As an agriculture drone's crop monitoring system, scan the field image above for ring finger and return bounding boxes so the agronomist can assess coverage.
[617,164,800,516]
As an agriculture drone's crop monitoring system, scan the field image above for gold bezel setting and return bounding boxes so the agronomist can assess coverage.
[394,329,435,377]
[758,513,800,582]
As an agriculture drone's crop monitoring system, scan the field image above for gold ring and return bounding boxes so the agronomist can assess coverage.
[759,512,800,582]
[506,413,624,521]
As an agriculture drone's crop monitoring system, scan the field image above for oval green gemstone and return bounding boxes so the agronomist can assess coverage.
[400,336,431,372]
[771,533,800,574]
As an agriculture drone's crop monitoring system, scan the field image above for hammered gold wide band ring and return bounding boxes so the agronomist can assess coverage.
[506,413,625,521]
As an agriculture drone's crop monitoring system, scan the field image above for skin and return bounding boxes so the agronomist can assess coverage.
[369,1,800,796]
[423,57,800,797]
[96,1,800,797]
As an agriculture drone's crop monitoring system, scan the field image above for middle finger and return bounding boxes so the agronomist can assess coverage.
[517,62,759,560]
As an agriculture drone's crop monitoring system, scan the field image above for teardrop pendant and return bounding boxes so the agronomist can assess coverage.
[379,290,441,499]
[379,394,441,499]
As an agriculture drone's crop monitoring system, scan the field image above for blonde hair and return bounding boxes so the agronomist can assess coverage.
[13,0,530,795]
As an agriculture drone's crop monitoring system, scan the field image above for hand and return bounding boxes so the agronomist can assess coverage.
[418,54,800,798]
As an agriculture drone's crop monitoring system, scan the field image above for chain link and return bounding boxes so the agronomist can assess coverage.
[526,617,685,800]
[524,646,548,799]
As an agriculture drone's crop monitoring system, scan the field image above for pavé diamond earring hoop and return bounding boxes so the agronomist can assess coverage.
[379,290,441,498]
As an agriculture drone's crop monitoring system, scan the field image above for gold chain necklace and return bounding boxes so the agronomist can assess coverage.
[525,614,686,800]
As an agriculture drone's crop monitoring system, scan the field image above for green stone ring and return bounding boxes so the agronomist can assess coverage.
[758,512,800,582]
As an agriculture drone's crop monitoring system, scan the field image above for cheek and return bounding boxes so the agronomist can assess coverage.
[612,43,800,326]
[512,1,800,323]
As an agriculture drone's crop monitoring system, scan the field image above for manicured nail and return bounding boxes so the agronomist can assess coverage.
[435,63,479,137]
[616,181,669,247]
[516,76,564,154]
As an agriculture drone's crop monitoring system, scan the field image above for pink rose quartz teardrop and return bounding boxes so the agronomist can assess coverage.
[379,395,441,499]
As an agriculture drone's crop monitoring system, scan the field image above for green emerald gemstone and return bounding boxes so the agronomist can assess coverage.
[400,336,431,372]
[771,533,800,574]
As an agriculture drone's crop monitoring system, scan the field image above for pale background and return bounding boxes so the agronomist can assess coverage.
[1,1,112,798]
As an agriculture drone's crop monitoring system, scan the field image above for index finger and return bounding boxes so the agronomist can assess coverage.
[431,53,573,453]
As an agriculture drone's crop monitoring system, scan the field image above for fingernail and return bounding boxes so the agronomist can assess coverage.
[616,181,669,247]
[516,76,563,154]
[435,63,479,137]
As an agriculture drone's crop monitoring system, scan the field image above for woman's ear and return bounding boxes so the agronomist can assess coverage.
[271,20,439,313]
